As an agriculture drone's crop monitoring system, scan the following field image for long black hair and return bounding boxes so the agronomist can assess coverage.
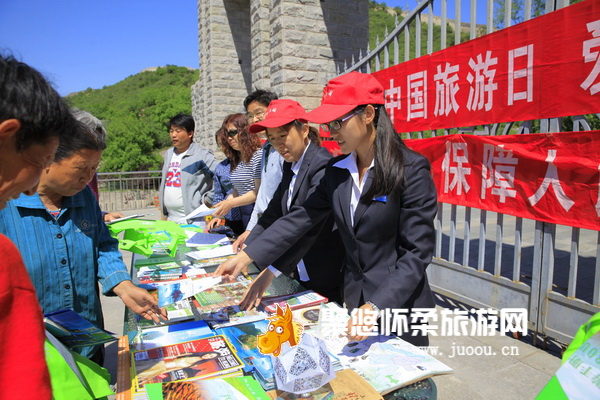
[358,105,414,203]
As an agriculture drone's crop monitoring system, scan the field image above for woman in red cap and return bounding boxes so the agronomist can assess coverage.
[216,72,437,346]
[239,99,345,304]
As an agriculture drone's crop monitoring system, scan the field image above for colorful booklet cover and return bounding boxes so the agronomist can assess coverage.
[131,336,244,390]
[261,290,328,313]
[185,232,230,247]
[44,309,117,348]
[190,255,234,269]
[135,256,192,270]
[136,298,196,329]
[130,320,215,351]
[215,320,275,390]
[157,277,221,307]
[138,268,184,283]
[201,305,268,329]
[145,375,270,400]
[193,281,262,313]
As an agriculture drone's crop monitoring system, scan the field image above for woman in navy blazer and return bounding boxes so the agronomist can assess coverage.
[241,99,345,304]
[216,72,437,346]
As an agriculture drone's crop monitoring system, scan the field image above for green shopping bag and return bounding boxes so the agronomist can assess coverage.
[107,219,199,257]
[536,313,600,399]
[45,333,113,400]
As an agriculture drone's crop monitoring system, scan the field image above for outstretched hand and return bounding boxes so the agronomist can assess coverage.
[113,280,167,323]
[213,251,253,282]
[232,230,250,253]
[212,198,234,219]
[239,268,274,310]
[206,217,222,231]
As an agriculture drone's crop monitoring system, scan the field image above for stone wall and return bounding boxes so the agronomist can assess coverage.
[193,0,369,154]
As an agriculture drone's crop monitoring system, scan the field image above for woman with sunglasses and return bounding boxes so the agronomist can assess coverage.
[209,113,262,230]
[216,72,438,347]
[237,99,345,304]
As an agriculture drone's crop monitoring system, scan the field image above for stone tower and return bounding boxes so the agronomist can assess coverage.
[192,0,369,153]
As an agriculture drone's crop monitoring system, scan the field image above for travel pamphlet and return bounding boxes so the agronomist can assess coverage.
[261,290,328,313]
[130,320,214,351]
[131,336,244,390]
[44,309,117,348]
[145,375,270,400]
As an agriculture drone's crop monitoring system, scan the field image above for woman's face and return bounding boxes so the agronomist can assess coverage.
[40,148,103,197]
[0,131,58,210]
[225,123,241,151]
[327,107,374,155]
[266,123,309,163]
[200,352,218,360]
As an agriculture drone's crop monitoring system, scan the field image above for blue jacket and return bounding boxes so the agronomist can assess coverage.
[0,187,131,357]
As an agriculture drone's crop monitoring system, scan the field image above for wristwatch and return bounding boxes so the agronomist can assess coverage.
[366,301,381,314]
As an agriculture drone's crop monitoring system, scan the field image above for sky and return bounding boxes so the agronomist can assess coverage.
[0,0,488,97]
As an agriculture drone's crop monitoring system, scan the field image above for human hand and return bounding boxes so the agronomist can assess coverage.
[113,280,167,323]
[232,230,250,253]
[345,303,378,342]
[212,198,234,219]
[206,217,222,231]
[103,211,126,222]
[213,251,253,281]
[239,269,274,310]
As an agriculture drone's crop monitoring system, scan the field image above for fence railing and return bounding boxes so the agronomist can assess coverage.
[98,171,161,212]
[342,0,599,347]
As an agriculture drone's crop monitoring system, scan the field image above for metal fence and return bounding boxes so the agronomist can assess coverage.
[97,171,161,212]
[342,0,599,347]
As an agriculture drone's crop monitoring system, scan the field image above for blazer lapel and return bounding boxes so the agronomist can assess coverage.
[333,167,354,233]
[288,143,316,207]
[353,173,373,230]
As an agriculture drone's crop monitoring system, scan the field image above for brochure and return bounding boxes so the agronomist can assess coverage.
[131,336,244,390]
[145,375,270,400]
[44,309,117,348]
[130,320,215,351]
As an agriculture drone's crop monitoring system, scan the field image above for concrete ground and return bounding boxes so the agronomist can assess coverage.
[100,206,562,400]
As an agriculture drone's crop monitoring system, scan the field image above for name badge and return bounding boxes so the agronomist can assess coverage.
[373,195,387,203]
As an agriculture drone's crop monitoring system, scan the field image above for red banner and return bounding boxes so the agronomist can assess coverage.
[404,131,600,231]
[372,0,600,132]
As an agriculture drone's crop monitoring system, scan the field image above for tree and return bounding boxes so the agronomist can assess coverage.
[67,65,197,172]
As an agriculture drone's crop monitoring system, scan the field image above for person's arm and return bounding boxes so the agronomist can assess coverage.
[245,171,289,247]
[214,167,332,280]
[103,211,125,222]
[200,150,219,205]
[212,181,259,218]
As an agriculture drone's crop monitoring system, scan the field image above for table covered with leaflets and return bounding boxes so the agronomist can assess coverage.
[113,227,447,400]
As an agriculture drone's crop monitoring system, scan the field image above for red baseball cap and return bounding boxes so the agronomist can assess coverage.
[305,72,385,124]
[249,99,308,133]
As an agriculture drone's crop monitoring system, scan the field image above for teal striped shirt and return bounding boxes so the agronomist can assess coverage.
[0,187,131,357]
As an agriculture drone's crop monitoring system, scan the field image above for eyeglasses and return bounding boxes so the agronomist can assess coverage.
[246,110,266,121]
[226,129,239,138]
[320,111,358,132]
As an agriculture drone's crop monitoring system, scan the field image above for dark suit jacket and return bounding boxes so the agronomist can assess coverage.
[246,146,437,313]
[245,143,344,300]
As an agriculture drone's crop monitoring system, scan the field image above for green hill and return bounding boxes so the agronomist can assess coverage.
[67,65,197,172]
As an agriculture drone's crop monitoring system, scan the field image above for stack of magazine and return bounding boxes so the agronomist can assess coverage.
[125,240,453,399]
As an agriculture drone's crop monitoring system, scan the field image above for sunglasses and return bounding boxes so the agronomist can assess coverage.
[320,111,358,132]
[226,129,239,138]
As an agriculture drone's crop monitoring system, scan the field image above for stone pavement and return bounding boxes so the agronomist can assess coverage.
[100,206,563,400]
